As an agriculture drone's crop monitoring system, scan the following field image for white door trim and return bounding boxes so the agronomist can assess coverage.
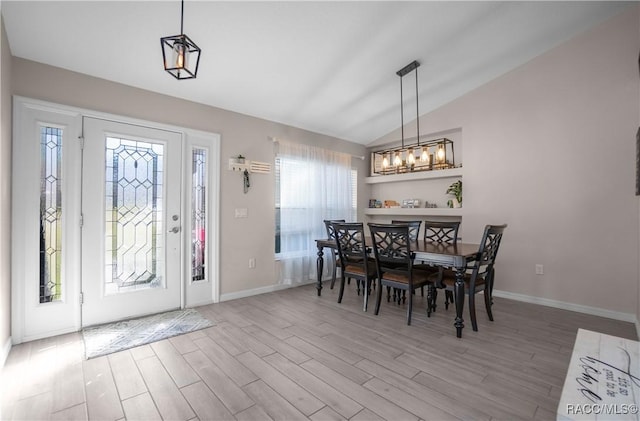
[11,96,220,343]
[184,129,221,307]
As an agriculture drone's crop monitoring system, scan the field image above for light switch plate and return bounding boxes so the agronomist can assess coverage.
[234,208,248,218]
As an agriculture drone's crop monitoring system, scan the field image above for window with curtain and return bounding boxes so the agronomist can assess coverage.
[275,141,355,284]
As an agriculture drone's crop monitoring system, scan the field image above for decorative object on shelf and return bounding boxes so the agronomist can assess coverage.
[446,180,462,208]
[424,202,438,208]
[160,0,202,80]
[383,200,401,208]
[401,199,421,208]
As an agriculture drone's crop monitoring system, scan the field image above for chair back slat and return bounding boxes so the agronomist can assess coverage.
[472,224,507,279]
[368,223,412,271]
[391,220,421,242]
[424,220,460,244]
[324,219,345,240]
[333,222,368,267]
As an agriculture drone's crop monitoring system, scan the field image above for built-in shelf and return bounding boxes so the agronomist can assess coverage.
[365,167,463,184]
[364,207,463,217]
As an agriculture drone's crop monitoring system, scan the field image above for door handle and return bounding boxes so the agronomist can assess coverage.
[168,226,181,233]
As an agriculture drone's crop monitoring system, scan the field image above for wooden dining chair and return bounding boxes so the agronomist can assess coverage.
[417,220,461,308]
[368,223,432,325]
[389,220,422,303]
[323,219,345,289]
[432,224,507,331]
[332,222,377,311]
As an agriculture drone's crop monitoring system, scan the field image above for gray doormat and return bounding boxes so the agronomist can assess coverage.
[82,308,212,359]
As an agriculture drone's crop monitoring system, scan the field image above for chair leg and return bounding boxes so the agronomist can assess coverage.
[386,286,391,302]
[356,279,360,296]
[337,275,346,303]
[445,290,453,310]
[330,253,337,289]
[484,289,494,321]
[363,279,370,312]
[489,268,495,304]
[426,285,433,317]
[406,289,413,325]
[469,293,478,331]
[432,288,438,313]
[375,281,383,315]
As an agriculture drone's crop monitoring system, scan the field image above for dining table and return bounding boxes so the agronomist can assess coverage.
[315,237,480,338]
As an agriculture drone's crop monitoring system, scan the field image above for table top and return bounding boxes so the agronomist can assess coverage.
[316,238,479,267]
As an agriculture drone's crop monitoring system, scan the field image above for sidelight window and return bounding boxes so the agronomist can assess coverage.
[39,126,63,303]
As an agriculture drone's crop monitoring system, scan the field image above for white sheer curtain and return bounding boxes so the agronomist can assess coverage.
[276,141,353,284]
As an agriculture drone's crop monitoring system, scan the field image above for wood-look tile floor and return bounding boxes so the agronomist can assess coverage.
[1,284,637,421]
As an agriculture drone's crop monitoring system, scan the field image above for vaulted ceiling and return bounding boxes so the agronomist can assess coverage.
[1,1,632,145]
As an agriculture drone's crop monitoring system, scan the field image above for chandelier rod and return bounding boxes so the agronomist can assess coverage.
[400,74,404,148]
[415,64,419,146]
[396,60,420,149]
[180,0,185,35]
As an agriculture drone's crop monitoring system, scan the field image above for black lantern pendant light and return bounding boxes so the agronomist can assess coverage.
[160,0,201,80]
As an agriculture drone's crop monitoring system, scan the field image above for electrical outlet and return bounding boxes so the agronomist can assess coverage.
[235,208,248,218]
[535,264,544,275]
[249,258,256,269]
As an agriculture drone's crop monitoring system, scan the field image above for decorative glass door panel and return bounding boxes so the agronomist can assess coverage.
[82,118,182,327]
[191,148,207,282]
[40,126,64,303]
[105,137,165,294]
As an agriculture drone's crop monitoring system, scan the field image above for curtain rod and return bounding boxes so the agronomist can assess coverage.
[269,136,365,160]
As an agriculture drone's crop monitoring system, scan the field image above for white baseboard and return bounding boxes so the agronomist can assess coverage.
[0,336,11,369]
[493,289,637,324]
[220,280,315,302]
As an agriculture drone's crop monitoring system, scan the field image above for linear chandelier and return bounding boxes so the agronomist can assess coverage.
[372,60,455,175]
[160,0,201,80]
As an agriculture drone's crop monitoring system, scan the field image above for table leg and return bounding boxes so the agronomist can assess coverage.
[316,245,324,296]
[454,267,465,338]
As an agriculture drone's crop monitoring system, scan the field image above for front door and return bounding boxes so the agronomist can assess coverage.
[81,117,183,326]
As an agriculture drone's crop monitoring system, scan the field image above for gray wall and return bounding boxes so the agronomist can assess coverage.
[9,57,368,300]
[370,5,640,321]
